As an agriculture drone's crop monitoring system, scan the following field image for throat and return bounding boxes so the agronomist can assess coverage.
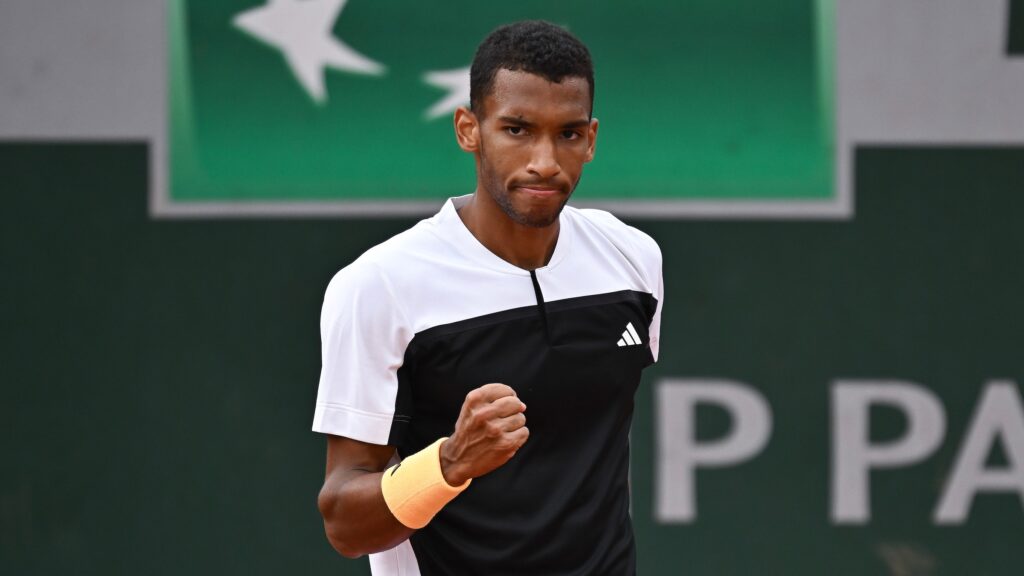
[457,195,561,270]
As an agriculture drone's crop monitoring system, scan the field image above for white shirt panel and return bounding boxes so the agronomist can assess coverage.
[313,258,414,444]
[368,540,421,576]
[571,208,664,360]
[313,195,664,442]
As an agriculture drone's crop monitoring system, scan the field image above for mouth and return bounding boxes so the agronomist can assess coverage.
[514,185,564,198]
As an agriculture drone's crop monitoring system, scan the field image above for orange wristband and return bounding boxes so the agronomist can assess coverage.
[380,437,471,529]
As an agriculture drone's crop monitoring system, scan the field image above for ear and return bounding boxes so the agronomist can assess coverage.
[454,107,480,153]
[584,117,599,163]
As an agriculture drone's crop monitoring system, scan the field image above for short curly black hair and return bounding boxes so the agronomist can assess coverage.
[470,20,594,117]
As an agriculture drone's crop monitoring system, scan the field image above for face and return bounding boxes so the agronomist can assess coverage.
[455,69,598,228]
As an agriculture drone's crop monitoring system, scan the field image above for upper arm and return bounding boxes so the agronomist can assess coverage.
[313,260,420,557]
[324,435,397,483]
[646,237,664,362]
[312,261,415,445]
[577,208,664,361]
[318,435,413,558]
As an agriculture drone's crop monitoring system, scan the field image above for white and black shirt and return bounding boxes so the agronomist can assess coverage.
[314,195,663,576]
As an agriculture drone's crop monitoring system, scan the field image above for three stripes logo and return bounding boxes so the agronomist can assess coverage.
[617,322,643,348]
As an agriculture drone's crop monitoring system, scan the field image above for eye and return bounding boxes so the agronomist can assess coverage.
[505,126,524,136]
[561,130,581,140]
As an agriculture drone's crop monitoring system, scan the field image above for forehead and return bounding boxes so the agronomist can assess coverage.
[483,69,591,122]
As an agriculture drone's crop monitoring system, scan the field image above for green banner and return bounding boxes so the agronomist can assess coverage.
[168,0,835,214]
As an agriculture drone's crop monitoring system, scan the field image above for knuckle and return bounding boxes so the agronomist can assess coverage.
[475,406,493,421]
[491,383,513,397]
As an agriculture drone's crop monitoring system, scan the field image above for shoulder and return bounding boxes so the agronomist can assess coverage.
[322,218,440,313]
[565,205,662,266]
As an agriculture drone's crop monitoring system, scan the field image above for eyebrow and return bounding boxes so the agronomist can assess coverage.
[496,116,591,129]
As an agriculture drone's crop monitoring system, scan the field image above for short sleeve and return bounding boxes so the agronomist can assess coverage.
[312,261,413,445]
[575,207,665,364]
[624,221,664,363]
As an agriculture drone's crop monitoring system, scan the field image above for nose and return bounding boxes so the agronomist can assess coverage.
[526,137,561,180]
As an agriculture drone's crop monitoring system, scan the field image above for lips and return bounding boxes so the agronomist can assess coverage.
[514,184,565,197]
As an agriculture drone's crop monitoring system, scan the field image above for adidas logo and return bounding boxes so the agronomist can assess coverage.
[617,322,643,347]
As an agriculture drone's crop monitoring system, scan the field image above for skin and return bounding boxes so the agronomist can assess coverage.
[318,384,527,558]
[455,69,598,270]
[318,69,598,559]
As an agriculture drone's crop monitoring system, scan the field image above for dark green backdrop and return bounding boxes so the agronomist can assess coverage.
[2,143,1023,574]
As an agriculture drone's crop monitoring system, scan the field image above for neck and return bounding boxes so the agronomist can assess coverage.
[457,192,560,271]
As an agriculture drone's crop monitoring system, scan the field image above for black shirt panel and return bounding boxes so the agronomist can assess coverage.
[396,290,655,575]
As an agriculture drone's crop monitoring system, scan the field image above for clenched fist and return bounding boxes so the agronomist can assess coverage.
[439,383,529,486]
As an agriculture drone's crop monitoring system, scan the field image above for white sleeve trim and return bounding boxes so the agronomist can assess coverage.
[312,401,396,445]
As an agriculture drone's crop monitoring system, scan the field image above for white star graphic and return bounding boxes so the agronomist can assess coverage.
[233,0,385,104]
[422,66,471,120]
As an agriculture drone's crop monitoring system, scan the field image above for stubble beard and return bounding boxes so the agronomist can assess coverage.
[478,150,575,229]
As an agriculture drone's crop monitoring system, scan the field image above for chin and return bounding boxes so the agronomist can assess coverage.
[489,182,570,228]
[508,201,566,228]
[516,213,560,228]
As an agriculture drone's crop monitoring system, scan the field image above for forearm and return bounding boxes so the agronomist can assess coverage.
[316,385,526,559]
[318,469,415,558]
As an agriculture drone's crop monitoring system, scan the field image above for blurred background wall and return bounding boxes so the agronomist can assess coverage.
[2,1,1023,574]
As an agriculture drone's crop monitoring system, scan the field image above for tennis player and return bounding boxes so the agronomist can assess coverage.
[314,20,663,575]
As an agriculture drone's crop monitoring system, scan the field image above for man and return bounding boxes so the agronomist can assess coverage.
[314,20,663,575]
